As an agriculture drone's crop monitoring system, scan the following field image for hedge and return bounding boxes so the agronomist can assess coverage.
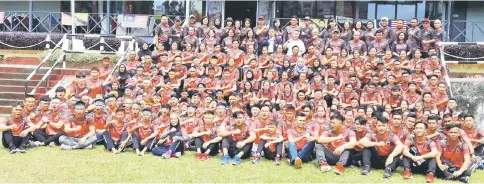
[0,32,148,52]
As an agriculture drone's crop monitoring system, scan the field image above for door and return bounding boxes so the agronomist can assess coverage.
[224,1,257,26]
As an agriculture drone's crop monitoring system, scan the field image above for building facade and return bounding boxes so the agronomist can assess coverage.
[0,1,483,42]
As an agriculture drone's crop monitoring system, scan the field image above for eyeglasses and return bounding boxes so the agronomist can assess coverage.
[76,75,86,79]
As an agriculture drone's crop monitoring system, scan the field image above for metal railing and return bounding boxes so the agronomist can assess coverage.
[1,11,184,36]
[24,34,66,95]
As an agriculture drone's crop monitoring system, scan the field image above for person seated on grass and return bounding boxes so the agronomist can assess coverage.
[152,114,186,159]
[130,109,157,156]
[28,96,51,147]
[103,108,129,154]
[252,120,284,165]
[0,103,36,153]
[436,123,473,183]
[316,113,357,175]
[59,101,97,150]
[191,111,222,161]
[351,117,370,166]
[219,111,256,165]
[461,114,484,168]
[86,99,108,143]
[32,98,66,147]
[287,113,316,169]
[181,103,202,151]
[359,116,403,178]
[401,121,439,183]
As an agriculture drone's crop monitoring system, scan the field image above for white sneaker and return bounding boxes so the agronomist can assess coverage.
[174,152,182,158]
[61,144,73,150]
[320,165,332,173]
[84,144,94,150]
[28,141,40,148]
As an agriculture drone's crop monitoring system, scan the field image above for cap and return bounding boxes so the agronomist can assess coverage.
[422,18,430,22]
[304,16,311,20]
[189,14,195,19]
[174,16,181,21]
[258,16,264,20]
[226,17,233,22]
[381,17,389,21]
[377,60,384,65]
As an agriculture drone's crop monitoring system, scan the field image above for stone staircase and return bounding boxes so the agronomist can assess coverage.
[0,63,88,117]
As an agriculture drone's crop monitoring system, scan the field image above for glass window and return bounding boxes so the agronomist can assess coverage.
[336,1,354,19]
[357,2,369,20]
[397,3,416,20]
[376,3,395,19]
[426,1,444,20]
[417,2,425,20]
[315,1,334,19]
[189,0,204,22]
[368,3,376,20]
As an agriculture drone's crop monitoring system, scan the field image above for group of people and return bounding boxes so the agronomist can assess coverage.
[0,14,482,183]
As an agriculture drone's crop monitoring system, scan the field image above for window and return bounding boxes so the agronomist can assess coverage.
[315,1,334,19]
[397,3,416,20]
[336,1,354,19]
[376,3,395,19]
[426,1,444,20]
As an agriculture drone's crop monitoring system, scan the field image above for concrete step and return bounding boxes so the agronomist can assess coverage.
[0,92,46,100]
[0,79,57,87]
[0,99,23,106]
[0,105,11,115]
[0,73,62,80]
[0,85,48,93]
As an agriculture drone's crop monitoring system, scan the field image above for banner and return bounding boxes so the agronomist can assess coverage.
[121,14,149,28]
[61,12,88,26]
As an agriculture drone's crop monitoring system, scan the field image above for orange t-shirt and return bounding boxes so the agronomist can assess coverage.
[438,140,468,168]
[365,131,401,156]
[2,117,28,136]
[65,117,91,138]
[322,129,356,151]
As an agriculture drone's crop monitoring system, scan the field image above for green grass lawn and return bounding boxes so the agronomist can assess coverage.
[0,146,481,183]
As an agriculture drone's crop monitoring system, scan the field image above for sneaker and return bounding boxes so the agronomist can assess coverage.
[173,152,182,158]
[84,144,93,150]
[28,141,41,148]
[17,146,27,153]
[200,153,209,161]
[61,144,73,151]
[458,176,469,183]
[220,155,230,165]
[48,142,56,147]
[195,153,202,160]
[383,167,392,178]
[477,162,484,170]
[426,172,435,183]
[162,151,172,159]
[9,145,17,154]
[274,157,281,166]
[294,157,302,169]
[232,155,241,165]
[403,169,413,179]
[334,163,344,175]
[361,165,372,175]
[251,156,261,164]
[320,162,332,172]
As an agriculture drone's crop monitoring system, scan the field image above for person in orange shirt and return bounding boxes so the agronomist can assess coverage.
[0,103,36,153]
[59,101,97,150]
[359,116,403,178]
[80,67,104,99]
[87,99,108,142]
[130,109,157,156]
[316,113,357,174]
[436,124,473,183]
[32,98,66,147]
[103,108,129,154]
[251,120,284,165]
[152,113,187,158]
[191,111,222,160]
[287,113,316,169]
[401,121,439,182]
[219,111,256,165]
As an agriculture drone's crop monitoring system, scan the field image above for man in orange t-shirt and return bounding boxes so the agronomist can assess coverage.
[316,113,357,174]
[32,98,66,146]
[287,113,316,169]
[103,108,129,154]
[0,103,36,153]
[359,116,403,178]
[58,101,97,150]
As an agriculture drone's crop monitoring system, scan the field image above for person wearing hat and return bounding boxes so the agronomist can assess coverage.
[154,14,171,49]
[254,16,268,52]
[169,16,184,46]
[59,101,97,150]
[301,16,313,44]
[325,29,346,56]
[183,14,198,37]
[99,57,111,81]
[420,18,435,58]
[378,17,396,42]
[283,15,301,43]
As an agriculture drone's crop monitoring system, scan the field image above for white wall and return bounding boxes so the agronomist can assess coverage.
[466,1,484,42]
